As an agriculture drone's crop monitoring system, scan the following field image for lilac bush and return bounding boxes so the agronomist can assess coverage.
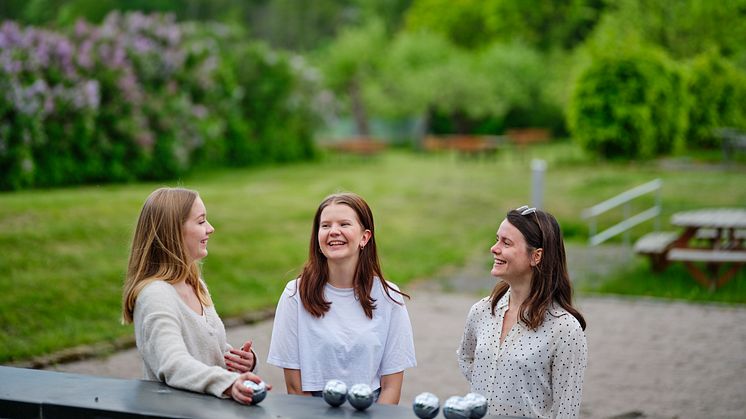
[0,12,320,190]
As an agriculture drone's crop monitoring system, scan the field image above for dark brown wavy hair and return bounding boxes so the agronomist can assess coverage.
[297,192,408,319]
[490,208,586,330]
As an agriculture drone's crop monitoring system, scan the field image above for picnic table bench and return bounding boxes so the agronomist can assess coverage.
[633,231,680,272]
[634,208,746,289]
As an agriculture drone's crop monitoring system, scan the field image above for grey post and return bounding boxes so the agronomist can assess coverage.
[531,159,546,209]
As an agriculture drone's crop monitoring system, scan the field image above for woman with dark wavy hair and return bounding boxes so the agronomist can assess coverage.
[267,192,416,404]
[457,206,587,418]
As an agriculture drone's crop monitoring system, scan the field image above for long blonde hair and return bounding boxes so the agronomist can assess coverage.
[121,187,211,324]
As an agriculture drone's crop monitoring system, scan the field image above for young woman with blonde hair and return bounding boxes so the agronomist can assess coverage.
[122,187,269,403]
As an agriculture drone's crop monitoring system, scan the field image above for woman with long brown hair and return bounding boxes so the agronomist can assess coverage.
[457,206,587,418]
[267,192,416,404]
[122,187,269,404]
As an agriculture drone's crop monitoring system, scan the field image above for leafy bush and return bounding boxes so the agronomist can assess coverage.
[568,46,688,159]
[0,13,320,190]
[685,50,746,148]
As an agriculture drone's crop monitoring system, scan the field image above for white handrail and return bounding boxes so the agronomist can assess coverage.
[582,179,663,246]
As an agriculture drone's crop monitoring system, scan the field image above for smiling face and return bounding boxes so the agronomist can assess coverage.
[317,203,371,264]
[182,196,214,262]
[490,218,541,284]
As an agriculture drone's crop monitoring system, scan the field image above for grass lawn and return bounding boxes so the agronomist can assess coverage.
[582,257,746,304]
[1,142,745,362]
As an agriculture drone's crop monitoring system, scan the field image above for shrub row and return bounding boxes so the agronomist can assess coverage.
[569,47,746,159]
[0,12,320,190]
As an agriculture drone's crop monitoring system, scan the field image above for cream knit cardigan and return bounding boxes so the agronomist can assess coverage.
[133,280,239,397]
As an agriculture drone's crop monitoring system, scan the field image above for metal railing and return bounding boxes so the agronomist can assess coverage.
[581,179,663,246]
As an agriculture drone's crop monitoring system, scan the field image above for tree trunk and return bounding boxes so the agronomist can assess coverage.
[348,78,369,137]
[452,110,471,134]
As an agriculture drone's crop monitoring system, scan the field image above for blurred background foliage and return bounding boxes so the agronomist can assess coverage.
[1,0,745,190]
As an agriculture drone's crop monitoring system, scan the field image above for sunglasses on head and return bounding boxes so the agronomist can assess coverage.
[515,205,537,216]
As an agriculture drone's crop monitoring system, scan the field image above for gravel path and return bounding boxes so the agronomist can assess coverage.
[41,245,746,418]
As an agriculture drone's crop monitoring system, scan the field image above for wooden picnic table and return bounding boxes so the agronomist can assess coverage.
[667,208,746,289]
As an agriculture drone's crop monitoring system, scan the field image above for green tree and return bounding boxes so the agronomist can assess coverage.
[686,51,746,148]
[316,20,387,136]
[366,31,454,118]
[597,0,746,65]
[404,0,494,49]
[405,0,605,50]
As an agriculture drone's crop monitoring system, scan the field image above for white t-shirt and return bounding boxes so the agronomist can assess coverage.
[267,278,417,391]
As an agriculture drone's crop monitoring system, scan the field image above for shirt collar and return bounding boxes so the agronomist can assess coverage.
[496,288,510,311]
[499,288,568,318]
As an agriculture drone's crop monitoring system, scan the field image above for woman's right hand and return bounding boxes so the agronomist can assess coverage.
[227,372,272,404]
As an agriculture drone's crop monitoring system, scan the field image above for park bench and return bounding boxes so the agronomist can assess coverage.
[422,135,505,157]
[633,231,680,271]
[322,137,387,156]
[505,128,550,148]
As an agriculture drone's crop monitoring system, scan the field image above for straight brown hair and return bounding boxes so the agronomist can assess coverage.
[121,187,211,324]
[297,192,408,319]
[490,208,586,330]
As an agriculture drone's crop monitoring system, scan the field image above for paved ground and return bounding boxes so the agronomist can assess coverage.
[47,247,746,419]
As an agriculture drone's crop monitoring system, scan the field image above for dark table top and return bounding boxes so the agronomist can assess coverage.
[0,366,525,419]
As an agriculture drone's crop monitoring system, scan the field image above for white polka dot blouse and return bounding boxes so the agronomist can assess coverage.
[457,289,587,419]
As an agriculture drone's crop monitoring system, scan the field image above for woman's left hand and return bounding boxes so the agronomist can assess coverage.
[225,340,256,373]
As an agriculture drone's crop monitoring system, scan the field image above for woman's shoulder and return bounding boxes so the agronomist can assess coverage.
[375,277,406,304]
[134,280,180,314]
[546,304,584,332]
[469,296,492,313]
[279,278,301,297]
[140,280,174,299]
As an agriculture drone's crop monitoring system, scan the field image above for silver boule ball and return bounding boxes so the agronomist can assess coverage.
[443,396,471,419]
[242,380,267,404]
[322,379,348,407]
[412,392,440,419]
[463,393,488,419]
[346,383,374,411]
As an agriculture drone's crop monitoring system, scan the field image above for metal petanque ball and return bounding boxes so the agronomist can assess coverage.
[242,380,267,405]
[346,383,374,411]
[443,396,471,419]
[322,379,348,407]
[463,393,488,419]
[412,392,440,419]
